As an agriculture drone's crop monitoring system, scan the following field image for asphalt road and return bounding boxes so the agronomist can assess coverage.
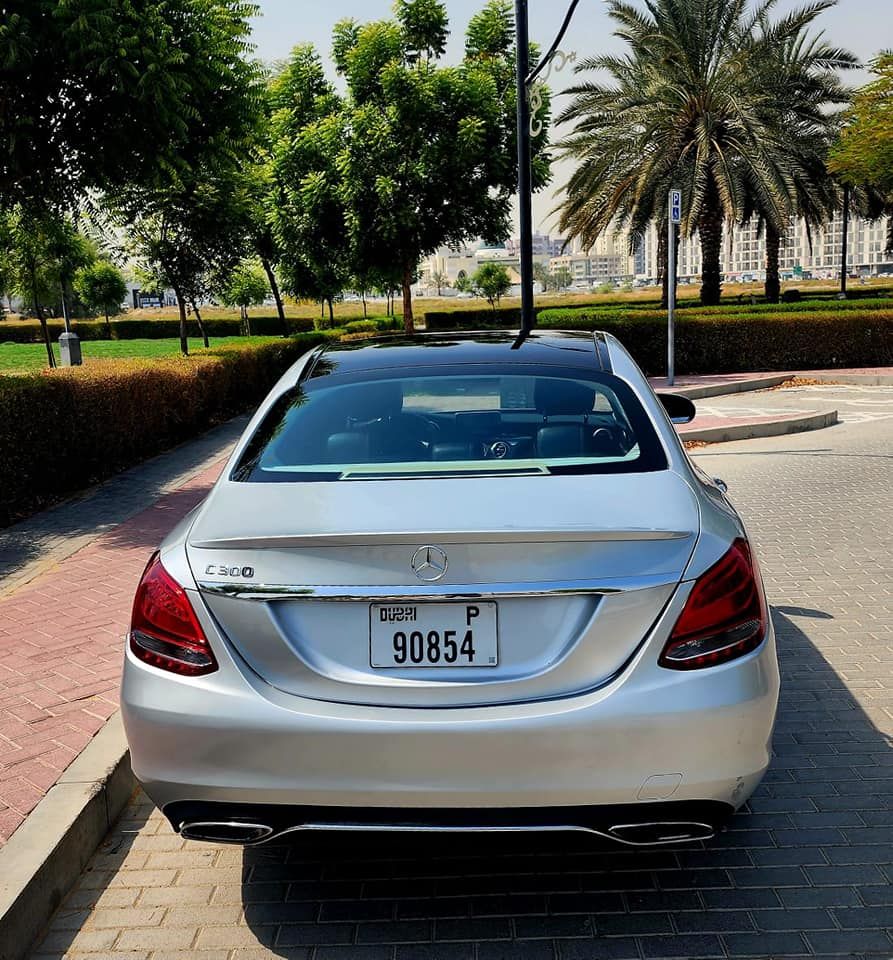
[29,406,893,960]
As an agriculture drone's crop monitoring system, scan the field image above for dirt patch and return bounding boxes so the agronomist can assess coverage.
[769,376,841,390]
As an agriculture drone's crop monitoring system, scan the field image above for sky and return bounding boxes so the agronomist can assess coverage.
[249,0,890,234]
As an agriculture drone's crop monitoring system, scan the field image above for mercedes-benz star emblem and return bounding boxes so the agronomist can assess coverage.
[411,545,449,582]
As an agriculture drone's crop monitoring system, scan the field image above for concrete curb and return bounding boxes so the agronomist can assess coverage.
[666,374,793,400]
[682,409,839,444]
[0,713,134,960]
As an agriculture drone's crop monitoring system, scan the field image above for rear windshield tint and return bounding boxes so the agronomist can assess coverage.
[233,364,667,482]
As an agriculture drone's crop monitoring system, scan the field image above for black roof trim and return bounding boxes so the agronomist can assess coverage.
[594,332,612,373]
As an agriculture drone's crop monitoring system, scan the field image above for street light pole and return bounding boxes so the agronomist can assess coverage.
[515,0,535,334]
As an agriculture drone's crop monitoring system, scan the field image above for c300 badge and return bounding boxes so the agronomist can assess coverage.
[205,564,255,579]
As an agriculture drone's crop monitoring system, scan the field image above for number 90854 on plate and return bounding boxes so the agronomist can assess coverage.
[370,602,498,668]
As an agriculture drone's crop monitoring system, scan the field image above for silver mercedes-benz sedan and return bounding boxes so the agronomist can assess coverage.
[122,331,779,847]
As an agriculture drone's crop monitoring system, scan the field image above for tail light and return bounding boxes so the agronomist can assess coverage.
[129,554,218,676]
[660,538,767,670]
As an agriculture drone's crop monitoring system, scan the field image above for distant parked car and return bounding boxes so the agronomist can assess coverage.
[123,331,780,848]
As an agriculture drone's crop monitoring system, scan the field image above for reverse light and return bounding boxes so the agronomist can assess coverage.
[129,554,218,676]
[660,538,767,670]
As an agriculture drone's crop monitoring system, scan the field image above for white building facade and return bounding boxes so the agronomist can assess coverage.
[420,216,891,293]
[632,214,892,283]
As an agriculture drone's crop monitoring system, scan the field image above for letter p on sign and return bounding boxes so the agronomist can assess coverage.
[670,190,682,225]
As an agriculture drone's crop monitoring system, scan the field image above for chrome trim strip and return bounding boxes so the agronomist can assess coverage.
[189,529,692,550]
[197,573,676,602]
[183,821,714,848]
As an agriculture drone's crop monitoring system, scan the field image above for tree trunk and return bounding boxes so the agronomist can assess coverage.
[402,263,414,335]
[698,191,724,307]
[35,301,56,368]
[190,299,209,348]
[764,227,781,303]
[174,287,189,355]
[104,308,112,339]
[362,291,367,319]
[60,281,73,335]
[327,298,334,327]
[261,257,288,336]
[30,264,56,368]
[840,185,850,298]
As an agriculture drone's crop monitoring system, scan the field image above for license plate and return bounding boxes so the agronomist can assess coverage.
[370,602,498,668]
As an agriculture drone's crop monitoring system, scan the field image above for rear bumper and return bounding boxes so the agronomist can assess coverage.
[165,798,735,847]
[121,617,779,822]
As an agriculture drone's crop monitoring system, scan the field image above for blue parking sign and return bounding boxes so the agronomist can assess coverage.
[670,189,682,224]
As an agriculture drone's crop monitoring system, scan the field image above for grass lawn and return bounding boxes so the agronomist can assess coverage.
[0,337,281,374]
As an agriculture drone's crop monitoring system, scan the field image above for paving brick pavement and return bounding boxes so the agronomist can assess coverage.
[0,420,246,843]
[25,408,892,958]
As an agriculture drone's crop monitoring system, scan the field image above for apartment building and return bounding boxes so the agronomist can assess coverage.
[635,214,892,281]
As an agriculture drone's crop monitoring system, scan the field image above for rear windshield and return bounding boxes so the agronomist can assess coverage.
[233,363,667,482]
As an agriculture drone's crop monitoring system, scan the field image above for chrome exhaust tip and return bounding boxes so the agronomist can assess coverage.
[179,821,274,844]
[608,821,715,846]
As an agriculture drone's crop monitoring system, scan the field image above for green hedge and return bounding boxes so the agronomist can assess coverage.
[539,297,893,325]
[342,316,403,334]
[0,315,315,344]
[0,332,335,526]
[537,311,893,375]
[425,307,528,329]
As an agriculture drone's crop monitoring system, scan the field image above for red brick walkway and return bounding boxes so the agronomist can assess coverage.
[0,461,226,843]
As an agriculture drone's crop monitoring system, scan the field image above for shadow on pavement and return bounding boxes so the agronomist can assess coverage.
[0,417,244,583]
[231,608,893,960]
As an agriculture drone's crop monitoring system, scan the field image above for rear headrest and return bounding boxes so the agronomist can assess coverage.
[535,379,596,416]
[357,380,403,417]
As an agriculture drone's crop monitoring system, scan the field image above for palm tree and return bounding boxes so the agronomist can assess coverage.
[557,0,855,306]
[740,18,855,300]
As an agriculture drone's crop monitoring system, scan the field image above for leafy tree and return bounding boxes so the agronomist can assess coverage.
[1,210,95,366]
[533,261,571,293]
[109,10,263,355]
[219,263,269,333]
[0,1,261,212]
[269,46,348,327]
[330,0,551,332]
[455,271,473,294]
[831,53,893,192]
[120,161,255,352]
[74,261,128,337]
[430,270,450,296]
[48,222,96,331]
[552,267,573,292]
[830,53,893,254]
[557,0,855,306]
[473,263,512,311]
[241,80,291,334]
[532,261,550,292]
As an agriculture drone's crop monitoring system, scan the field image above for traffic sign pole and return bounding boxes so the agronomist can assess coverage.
[668,189,681,387]
[515,0,534,334]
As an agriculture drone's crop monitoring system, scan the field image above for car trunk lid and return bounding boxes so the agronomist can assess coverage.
[187,472,699,707]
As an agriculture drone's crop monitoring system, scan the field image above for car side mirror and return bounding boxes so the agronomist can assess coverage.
[657,392,696,425]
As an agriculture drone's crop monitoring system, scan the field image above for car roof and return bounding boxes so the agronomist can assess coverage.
[310,330,612,379]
